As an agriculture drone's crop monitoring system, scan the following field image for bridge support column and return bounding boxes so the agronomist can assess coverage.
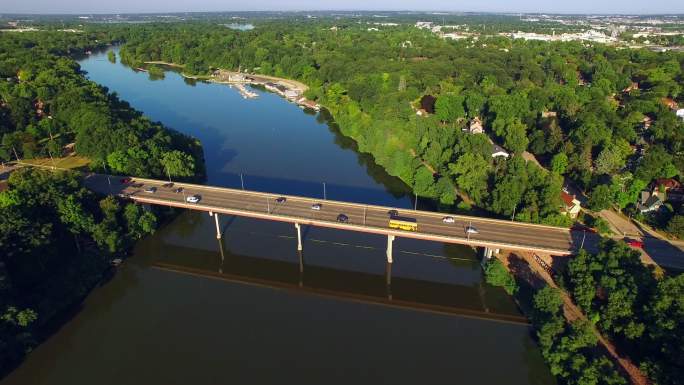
[294,223,303,251]
[213,212,221,239]
[386,235,395,263]
[483,247,493,259]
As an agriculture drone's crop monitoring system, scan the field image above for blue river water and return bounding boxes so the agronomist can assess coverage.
[0,49,556,385]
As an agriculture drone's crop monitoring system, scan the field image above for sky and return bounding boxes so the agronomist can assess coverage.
[2,0,682,15]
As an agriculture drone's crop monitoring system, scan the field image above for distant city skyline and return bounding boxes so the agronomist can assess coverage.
[2,0,682,15]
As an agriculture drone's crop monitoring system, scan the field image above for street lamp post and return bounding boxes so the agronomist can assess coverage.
[414,193,418,211]
[240,173,244,190]
[323,182,327,200]
[267,196,271,213]
[102,162,112,195]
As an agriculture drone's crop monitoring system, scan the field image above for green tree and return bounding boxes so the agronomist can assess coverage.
[551,152,569,175]
[448,153,490,203]
[588,184,612,211]
[161,150,195,178]
[483,259,517,295]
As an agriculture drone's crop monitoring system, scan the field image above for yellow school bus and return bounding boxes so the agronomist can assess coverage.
[389,216,418,232]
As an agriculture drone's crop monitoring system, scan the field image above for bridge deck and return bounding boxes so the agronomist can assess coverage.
[84,174,574,255]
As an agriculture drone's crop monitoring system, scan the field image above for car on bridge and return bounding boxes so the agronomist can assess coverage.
[337,213,349,223]
[465,226,479,234]
[144,187,157,193]
[442,216,455,224]
[275,197,287,204]
[162,182,174,188]
[186,195,201,203]
[174,187,184,193]
[388,209,399,217]
[311,203,322,210]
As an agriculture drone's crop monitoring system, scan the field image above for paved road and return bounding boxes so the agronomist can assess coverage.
[84,174,574,255]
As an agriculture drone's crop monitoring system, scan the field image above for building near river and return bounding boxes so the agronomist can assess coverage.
[561,191,582,218]
[491,144,510,159]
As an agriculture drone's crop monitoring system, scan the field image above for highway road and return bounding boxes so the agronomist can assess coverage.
[84,174,574,255]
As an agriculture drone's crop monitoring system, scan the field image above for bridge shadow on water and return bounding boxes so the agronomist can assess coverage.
[134,216,528,325]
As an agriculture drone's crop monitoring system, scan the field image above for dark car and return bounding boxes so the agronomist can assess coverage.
[337,213,349,223]
[275,197,287,204]
[388,209,399,217]
[162,182,174,188]
[144,187,157,193]
[131,183,143,188]
[120,177,132,184]
[174,187,184,193]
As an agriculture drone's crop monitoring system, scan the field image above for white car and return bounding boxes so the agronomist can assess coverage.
[465,226,479,234]
[186,195,201,203]
[311,203,322,211]
[442,216,455,224]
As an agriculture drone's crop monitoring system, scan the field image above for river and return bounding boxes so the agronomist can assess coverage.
[1,49,555,385]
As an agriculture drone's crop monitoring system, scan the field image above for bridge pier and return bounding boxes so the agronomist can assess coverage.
[294,223,303,251]
[385,261,393,300]
[298,250,304,287]
[386,235,395,263]
[210,211,221,239]
[481,247,499,262]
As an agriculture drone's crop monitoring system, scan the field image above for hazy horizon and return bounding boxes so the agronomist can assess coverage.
[2,0,682,16]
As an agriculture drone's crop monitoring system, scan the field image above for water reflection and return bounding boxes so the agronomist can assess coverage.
[135,211,525,324]
[0,49,557,385]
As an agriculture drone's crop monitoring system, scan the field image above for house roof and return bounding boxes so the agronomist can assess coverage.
[560,191,576,206]
[662,97,679,110]
[491,144,509,155]
[420,95,436,114]
[655,178,680,190]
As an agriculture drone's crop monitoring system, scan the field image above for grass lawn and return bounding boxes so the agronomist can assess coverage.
[21,155,91,170]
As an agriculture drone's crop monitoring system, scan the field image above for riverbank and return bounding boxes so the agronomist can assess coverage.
[494,251,650,385]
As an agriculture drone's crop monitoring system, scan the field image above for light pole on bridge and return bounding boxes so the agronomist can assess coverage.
[323,182,326,200]
[240,173,245,190]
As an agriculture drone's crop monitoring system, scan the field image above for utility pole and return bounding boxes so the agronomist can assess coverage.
[240,173,244,190]
[267,197,270,213]
[323,182,326,200]
[166,165,172,183]
[102,162,112,195]
[47,148,56,170]
[414,193,418,210]
[511,205,516,221]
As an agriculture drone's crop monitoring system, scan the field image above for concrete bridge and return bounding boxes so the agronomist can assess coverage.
[84,173,576,263]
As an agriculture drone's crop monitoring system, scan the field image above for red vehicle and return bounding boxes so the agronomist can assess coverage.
[626,239,644,249]
[120,177,132,184]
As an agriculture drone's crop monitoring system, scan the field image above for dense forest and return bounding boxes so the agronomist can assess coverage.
[0,30,204,374]
[0,30,204,178]
[1,19,683,384]
[115,21,684,231]
[0,169,159,374]
[566,242,683,384]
